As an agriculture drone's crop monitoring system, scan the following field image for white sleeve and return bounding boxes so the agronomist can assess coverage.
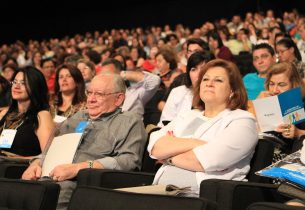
[193,116,258,172]
[138,72,161,105]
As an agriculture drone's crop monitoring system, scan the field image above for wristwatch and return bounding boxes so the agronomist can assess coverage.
[165,157,174,166]
[87,160,94,168]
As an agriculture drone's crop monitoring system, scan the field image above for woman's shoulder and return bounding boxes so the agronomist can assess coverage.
[229,109,256,120]
[37,110,53,119]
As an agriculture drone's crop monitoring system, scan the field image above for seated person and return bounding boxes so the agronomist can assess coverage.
[22,73,147,209]
[243,43,276,100]
[158,51,213,127]
[50,64,87,123]
[148,59,258,196]
[255,62,305,162]
[0,66,54,157]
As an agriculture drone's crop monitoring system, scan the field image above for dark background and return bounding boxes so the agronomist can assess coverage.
[1,0,304,44]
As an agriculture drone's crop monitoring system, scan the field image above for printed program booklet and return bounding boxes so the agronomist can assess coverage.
[253,87,305,132]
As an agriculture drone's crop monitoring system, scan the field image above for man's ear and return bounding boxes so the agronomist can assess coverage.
[115,93,125,107]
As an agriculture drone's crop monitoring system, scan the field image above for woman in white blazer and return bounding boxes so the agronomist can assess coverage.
[148,59,258,196]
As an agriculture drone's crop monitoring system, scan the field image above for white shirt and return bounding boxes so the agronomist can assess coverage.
[158,85,193,127]
[297,39,305,63]
[148,109,258,189]
[122,72,160,116]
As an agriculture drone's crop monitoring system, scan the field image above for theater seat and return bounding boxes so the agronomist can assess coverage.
[200,180,288,210]
[0,178,60,210]
[68,185,217,210]
[0,162,29,179]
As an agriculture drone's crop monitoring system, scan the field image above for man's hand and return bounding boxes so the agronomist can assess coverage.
[49,163,82,182]
[22,160,42,180]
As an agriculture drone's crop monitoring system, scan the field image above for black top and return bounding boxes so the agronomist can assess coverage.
[2,116,41,156]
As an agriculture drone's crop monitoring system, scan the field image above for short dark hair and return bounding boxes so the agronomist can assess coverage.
[252,43,275,56]
[186,38,210,52]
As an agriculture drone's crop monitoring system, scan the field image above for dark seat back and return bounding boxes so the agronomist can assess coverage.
[247,139,275,182]
[0,178,60,210]
[68,186,217,210]
[141,127,161,173]
[77,169,154,189]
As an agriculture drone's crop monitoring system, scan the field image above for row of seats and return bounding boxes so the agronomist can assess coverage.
[0,137,300,209]
[0,171,304,210]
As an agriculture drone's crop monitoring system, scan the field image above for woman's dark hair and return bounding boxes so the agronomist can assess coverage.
[276,37,302,61]
[185,51,215,88]
[207,31,224,48]
[0,66,50,130]
[55,64,86,106]
[193,59,248,111]
[0,75,11,107]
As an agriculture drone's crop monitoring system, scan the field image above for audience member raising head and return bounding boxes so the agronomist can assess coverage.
[148,59,257,196]
[0,66,54,157]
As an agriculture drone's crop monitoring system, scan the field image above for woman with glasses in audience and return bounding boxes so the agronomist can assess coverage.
[148,59,258,196]
[276,38,305,80]
[257,62,305,162]
[51,64,86,123]
[0,66,54,157]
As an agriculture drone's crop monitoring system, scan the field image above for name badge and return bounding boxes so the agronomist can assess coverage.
[75,121,89,133]
[54,115,67,123]
[0,129,17,148]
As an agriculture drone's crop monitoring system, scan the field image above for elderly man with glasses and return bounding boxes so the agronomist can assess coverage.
[22,73,147,210]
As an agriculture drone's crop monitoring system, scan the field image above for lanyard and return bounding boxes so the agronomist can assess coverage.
[2,120,24,132]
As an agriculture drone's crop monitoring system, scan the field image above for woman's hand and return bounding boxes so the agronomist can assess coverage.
[275,124,295,139]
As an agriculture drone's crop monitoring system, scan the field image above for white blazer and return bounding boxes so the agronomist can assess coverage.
[148,109,258,187]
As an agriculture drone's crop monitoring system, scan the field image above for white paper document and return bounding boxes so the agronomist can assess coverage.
[253,88,305,132]
[41,133,82,177]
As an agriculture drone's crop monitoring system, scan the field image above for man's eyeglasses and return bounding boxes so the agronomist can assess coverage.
[11,80,26,87]
[86,90,120,98]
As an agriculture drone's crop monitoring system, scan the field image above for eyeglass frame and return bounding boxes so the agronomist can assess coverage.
[276,48,290,55]
[85,90,121,99]
[11,80,26,87]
